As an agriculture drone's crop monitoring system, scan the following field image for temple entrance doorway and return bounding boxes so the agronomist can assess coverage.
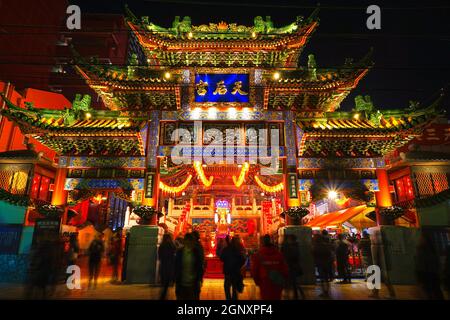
[159,163,286,277]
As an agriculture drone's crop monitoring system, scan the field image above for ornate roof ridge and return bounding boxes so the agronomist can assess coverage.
[0,93,145,134]
[124,8,319,39]
[296,96,442,133]
[267,48,373,86]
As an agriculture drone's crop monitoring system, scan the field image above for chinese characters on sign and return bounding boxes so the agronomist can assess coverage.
[288,173,299,199]
[415,125,450,145]
[194,74,250,103]
[32,219,61,245]
[145,173,154,199]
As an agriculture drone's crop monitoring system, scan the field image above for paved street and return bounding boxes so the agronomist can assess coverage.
[0,277,437,300]
[0,257,446,300]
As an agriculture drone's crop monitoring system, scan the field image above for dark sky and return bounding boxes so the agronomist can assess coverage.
[70,0,450,113]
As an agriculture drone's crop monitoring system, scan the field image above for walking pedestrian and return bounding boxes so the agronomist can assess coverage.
[67,233,79,267]
[312,233,334,298]
[335,234,352,283]
[251,234,288,300]
[358,230,373,277]
[25,239,60,299]
[415,231,444,299]
[281,234,306,299]
[220,236,246,300]
[191,230,206,299]
[88,233,105,289]
[158,233,176,300]
[174,233,204,300]
[108,230,122,284]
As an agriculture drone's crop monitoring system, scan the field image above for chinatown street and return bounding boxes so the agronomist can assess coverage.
[0,278,431,300]
[0,256,437,300]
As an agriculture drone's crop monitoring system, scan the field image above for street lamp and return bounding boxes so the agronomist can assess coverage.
[328,190,338,200]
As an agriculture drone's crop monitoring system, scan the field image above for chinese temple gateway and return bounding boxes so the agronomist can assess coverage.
[0,10,449,284]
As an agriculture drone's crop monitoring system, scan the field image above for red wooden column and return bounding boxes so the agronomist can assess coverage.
[375,168,393,225]
[51,167,68,223]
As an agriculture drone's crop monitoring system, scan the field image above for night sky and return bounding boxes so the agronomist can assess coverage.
[70,0,450,113]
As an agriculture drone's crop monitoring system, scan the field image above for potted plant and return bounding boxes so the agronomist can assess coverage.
[0,188,30,206]
[37,204,64,219]
[281,206,310,226]
[379,206,405,225]
[132,206,163,225]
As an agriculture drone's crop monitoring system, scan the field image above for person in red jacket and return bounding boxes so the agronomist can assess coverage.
[251,235,289,300]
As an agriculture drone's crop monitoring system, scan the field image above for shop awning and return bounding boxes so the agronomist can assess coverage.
[306,205,375,229]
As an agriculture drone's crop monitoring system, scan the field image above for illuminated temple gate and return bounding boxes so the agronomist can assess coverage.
[0,8,445,281]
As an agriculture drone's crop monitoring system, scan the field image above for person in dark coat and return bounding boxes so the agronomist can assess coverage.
[108,230,122,284]
[191,230,206,299]
[335,234,352,283]
[25,240,61,299]
[67,233,80,267]
[174,233,204,300]
[158,233,176,300]
[251,235,289,300]
[88,233,105,289]
[281,234,306,299]
[358,230,372,277]
[220,236,246,300]
[415,231,444,299]
[312,233,334,298]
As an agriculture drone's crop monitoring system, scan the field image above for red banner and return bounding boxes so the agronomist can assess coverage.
[68,199,90,225]
[262,201,272,225]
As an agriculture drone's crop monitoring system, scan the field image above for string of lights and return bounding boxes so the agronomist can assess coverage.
[193,161,214,187]
[232,162,250,187]
[254,175,284,193]
[159,174,192,194]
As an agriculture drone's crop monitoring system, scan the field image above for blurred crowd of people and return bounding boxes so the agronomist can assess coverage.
[25,228,123,299]
[157,231,307,300]
[23,226,450,300]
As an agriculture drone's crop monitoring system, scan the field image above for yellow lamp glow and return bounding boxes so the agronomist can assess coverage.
[191,107,202,120]
[164,72,171,79]
[273,72,280,80]
[207,107,217,119]
[227,107,237,119]
[328,190,338,200]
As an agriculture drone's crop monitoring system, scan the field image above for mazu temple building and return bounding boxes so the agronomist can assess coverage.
[0,9,449,284]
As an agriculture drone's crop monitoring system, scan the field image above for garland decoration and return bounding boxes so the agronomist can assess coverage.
[232,162,250,188]
[193,161,213,187]
[0,188,30,206]
[37,204,64,219]
[159,174,192,194]
[132,206,163,224]
[379,206,405,221]
[280,206,310,219]
[254,175,284,193]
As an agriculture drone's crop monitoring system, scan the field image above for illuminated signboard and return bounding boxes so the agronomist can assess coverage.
[195,74,250,103]
[145,173,155,199]
[288,173,299,199]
